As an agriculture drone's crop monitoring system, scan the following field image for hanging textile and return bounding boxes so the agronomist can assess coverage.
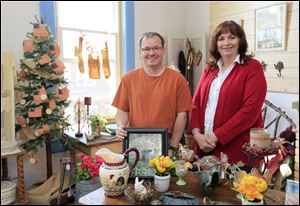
[77,36,85,73]
[185,39,194,93]
[88,54,100,79]
[101,41,110,79]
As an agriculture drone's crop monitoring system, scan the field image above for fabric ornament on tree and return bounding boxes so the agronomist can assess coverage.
[32,23,48,39]
[52,60,65,74]
[16,116,27,127]
[23,40,33,53]
[101,41,110,79]
[50,43,61,57]
[28,106,43,118]
[32,86,48,103]
[57,87,69,101]
[46,99,56,114]
[35,124,50,137]
[88,54,100,79]
[18,68,27,81]
[39,54,52,65]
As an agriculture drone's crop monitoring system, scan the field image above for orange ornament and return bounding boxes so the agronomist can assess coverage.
[33,24,48,38]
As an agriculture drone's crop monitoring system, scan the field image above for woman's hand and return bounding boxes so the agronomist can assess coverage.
[193,133,216,153]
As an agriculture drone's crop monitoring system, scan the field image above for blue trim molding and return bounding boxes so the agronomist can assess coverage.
[39,1,56,38]
[122,1,135,73]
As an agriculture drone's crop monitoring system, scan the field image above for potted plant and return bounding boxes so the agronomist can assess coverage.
[88,114,107,135]
[232,171,268,205]
[75,153,104,203]
[149,155,175,192]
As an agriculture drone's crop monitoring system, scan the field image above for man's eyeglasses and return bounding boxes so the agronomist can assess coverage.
[141,46,163,53]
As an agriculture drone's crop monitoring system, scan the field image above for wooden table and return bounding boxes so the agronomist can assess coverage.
[78,172,285,205]
[64,128,123,184]
[1,146,26,203]
[65,129,123,157]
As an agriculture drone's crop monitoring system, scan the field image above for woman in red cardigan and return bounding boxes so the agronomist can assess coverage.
[189,20,267,166]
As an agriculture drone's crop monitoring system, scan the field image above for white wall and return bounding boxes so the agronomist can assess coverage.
[134,1,188,67]
[1,1,40,65]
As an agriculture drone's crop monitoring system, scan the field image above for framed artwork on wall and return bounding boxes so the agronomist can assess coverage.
[123,128,168,179]
[255,3,287,51]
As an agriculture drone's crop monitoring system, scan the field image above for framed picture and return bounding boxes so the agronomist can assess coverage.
[123,128,168,179]
[255,3,287,51]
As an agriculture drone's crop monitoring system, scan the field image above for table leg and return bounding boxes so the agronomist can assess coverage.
[17,154,25,203]
[68,143,76,185]
[1,157,8,179]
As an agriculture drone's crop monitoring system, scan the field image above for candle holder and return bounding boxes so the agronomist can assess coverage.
[74,98,86,137]
[84,97,92,135]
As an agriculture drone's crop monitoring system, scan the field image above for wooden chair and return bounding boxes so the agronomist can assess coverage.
[262,99,296,191]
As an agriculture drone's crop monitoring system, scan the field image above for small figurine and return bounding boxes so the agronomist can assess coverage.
[134,177,147,195]
[178,143,194,162]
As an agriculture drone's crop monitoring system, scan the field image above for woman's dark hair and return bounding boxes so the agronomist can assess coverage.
[208,20,254,69]
[138,32,165,48]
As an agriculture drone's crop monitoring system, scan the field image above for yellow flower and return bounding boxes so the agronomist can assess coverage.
[149,155,174,176]
[232,172,268,201]
[184,162,192,171]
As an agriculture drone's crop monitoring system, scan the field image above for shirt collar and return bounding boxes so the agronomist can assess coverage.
[217,54,243,69]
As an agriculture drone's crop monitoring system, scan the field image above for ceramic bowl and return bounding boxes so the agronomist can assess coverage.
[105,124,117,135]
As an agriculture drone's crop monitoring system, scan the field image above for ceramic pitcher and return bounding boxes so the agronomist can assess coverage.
[95,148,139,198]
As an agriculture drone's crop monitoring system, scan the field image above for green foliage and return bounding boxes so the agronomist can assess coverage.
[88,115,107,129]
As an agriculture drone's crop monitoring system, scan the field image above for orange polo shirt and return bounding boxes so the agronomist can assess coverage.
[112,67,192,134]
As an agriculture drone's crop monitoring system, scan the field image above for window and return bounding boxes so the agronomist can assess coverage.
[56,2,120,122]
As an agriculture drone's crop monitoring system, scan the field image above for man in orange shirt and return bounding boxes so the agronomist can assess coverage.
[112,32,192,155]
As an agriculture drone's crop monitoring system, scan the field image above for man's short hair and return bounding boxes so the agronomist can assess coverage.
[138,32,165,48]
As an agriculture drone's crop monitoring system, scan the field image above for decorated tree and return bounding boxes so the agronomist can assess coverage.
[15,16,70,153]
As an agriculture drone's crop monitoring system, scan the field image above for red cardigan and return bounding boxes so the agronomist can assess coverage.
[189,59,267,165]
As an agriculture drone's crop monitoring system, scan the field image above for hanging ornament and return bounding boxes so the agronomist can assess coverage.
[32,86,48,103]
[28,150,39,164]
[28,106,43,118]
[52,60,65,74]
[32,23,48,38]
[57,87,69,101]
[38,54,51,65]
[46,108,52,114]
[20,99,26,105]
[18,68,27,81]
[23,39,33,53]
[16,116,27,127]
[49,99,56,110]
[50,43,61,57]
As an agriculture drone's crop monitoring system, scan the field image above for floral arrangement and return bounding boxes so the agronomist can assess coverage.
[76,153,104,181]
[88,114,107,134]
[149,155,175,176]
[232,171,268,201]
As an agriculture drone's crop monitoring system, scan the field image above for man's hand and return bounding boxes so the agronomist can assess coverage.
[116,126,127,139]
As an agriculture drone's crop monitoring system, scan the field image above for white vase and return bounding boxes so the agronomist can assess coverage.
[242,196,264,205]
[154,173,171,193]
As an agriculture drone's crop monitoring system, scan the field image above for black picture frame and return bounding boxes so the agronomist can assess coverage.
[123,128,169,179]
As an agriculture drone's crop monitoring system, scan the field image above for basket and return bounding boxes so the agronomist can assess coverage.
[1,180,16,205]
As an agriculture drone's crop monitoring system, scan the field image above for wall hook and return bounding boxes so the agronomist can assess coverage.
[274,61,284,77]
